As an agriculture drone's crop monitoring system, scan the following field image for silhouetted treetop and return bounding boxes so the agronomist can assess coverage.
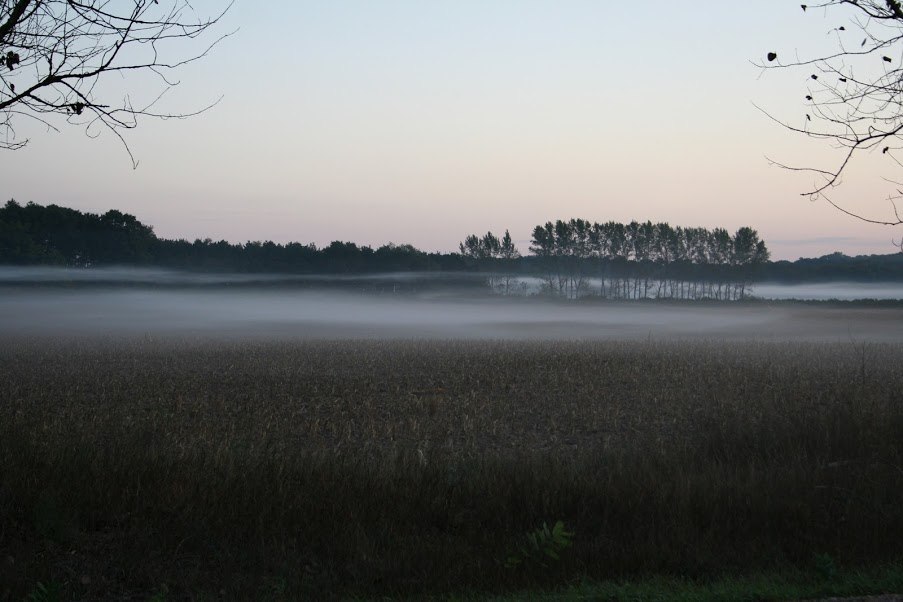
[527,219,769,266]
[3,200,899,284]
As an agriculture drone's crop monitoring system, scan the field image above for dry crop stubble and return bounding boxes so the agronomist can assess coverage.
[0,338,901,599]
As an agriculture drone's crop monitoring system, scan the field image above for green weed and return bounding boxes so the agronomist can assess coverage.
[24,581,61,602]
[505,520,574,569]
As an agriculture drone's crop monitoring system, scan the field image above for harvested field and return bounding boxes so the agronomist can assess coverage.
[1,339,902,600]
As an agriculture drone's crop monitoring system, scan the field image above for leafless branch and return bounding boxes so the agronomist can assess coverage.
[0,0,232,166]
[759,0,903,234]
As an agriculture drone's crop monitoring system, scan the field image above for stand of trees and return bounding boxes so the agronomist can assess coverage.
[525,219,770,300]
[458,230,522,294]
[0,201,464,273]
[0,200,156,264]
[766,251,903,283]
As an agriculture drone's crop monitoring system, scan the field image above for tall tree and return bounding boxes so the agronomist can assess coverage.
[499,230,519,262]
[459,234,483,259]
[498,229,521,295]
[529,222,557,293]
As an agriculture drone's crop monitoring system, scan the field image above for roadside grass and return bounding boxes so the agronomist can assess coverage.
[20,561,903,602]
[481,561,903,601]
[1,339,902,600]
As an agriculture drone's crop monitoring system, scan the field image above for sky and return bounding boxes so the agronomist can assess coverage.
[4,1,903,260]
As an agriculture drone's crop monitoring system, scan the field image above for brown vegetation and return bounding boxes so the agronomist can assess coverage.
[1,339,902,599]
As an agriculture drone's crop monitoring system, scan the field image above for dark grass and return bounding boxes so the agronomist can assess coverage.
[483,561,903,601]
[1,339,902,600]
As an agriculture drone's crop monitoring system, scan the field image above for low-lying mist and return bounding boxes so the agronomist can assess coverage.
[3,266,903,299]
[0,265,477,286]
[2,283,901,342]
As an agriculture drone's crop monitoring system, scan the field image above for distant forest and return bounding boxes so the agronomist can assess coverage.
[1,200,902,296]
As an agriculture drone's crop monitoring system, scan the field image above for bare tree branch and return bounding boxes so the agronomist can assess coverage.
[759,1,903,241]
[0,0,232,166]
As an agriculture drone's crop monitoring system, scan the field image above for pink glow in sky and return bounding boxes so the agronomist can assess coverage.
[4,1,903,260]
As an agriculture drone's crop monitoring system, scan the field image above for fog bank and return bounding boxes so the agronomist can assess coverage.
[2,267,902,301]
[751,281,903,301]
[1,287,901,342]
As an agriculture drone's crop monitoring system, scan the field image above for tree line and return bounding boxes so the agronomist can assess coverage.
[544,219,762,300]
[2,201,901,293]
[458,219,771,299]
[0,201,463,273]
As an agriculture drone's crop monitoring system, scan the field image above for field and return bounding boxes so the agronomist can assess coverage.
[1,338,903,600]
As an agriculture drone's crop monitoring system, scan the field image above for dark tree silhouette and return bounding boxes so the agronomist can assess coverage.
[0,0,231,165]
[6,200,903,286]
[458,232,501,260]
[528,219,770,300]
[759,1,903,243]
[458,229,522,293]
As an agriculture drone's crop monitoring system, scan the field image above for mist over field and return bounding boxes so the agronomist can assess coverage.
[0,266,471,285]
[4,266,903,294]
[1,267,902,341]
[752,281,903,300]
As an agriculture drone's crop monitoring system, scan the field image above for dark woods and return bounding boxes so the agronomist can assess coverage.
[0,200,463,273]
[525,218,769,300]
[2,200,902,296]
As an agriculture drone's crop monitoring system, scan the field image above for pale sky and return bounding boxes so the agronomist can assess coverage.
[4,1,903,260]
